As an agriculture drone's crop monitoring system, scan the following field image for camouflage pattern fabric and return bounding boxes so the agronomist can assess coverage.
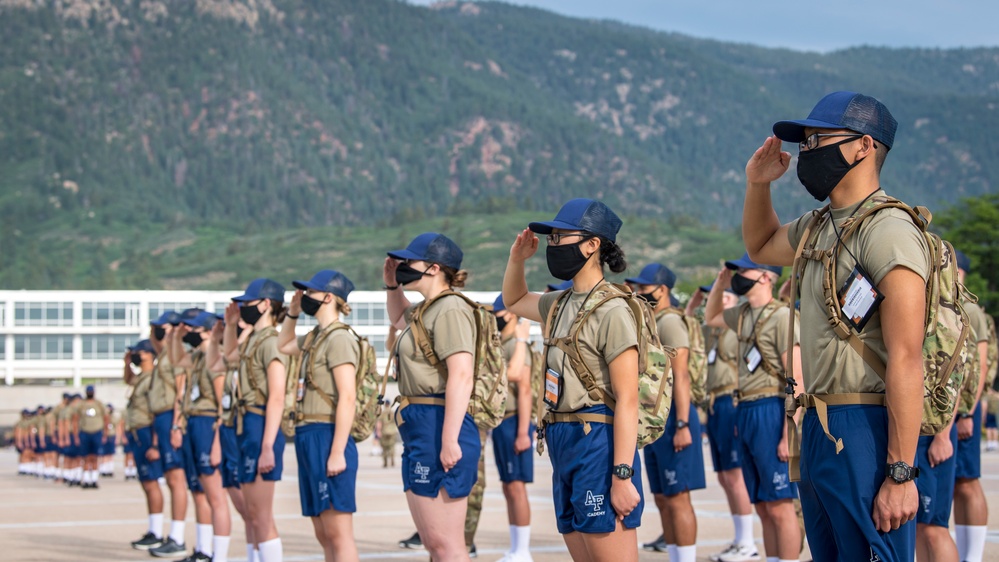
[464,427,488,546]
[660,307,708,406]
[986,314,998,387]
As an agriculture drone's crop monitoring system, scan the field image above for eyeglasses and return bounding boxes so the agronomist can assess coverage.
[799,133,863,152]
[546,232,588,245]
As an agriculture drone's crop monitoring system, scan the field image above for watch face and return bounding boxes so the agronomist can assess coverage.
[890,464,908,481]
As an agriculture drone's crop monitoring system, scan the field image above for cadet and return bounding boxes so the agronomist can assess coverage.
[706,254,801,562]
[492,295,536,562]
[626,263,705,562]
[73,385,109,489]
[378,407,399,468]
[148,310,191,557]
[383,232,482,562]
[173,311,233,562]
[743,91,927,560]
[125,339,168,551]
[14,409,31,475]
[62,394,83,486]
[688,284,758,560]
[952,251,989,562]
[502,199,644,562]
[225,278,291,562]
[100,404,119,478]
[986,390,998,452]
[277,270,360,562]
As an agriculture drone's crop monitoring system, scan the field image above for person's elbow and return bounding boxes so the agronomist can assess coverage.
[704,313,726,329]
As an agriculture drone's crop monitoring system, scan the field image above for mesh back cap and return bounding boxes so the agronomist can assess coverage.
[773,91,897,150]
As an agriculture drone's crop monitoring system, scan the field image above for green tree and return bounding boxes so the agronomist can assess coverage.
[936,194,999,314]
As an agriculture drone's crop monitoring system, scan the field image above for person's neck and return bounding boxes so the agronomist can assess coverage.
[572,263,605,293]
[420,279,451,302]
[746,288,774,308]
[316,307,340,329]
[254,317,274,331]
[141,363,154,372]
[828,175,880,209]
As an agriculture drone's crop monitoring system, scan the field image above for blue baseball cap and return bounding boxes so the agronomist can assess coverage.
[85,385,94,394]
[625,263,677,289]
[178,308,202,324]
[669,294,680,307]
[129,339,155,354]
[529,198,623,243]
[699,282,714,293]
[492,294,506,313]
[773,91,897,150]
[182,310,218,330]
[725,252,783,277]
[293,270,355,301]
[62,392,71,400]
[232,278,286,303]
[547,280,574,292]
[150,310,181,326]
[955,249,971,273]
[387,232,463,271]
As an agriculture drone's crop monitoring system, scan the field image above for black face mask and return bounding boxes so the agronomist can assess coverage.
[638,291,659,307]
[495,315,508,333]
[797,138,865,201]
[301,294,327,317]
[546,239,592,281]
[182,332,204,348]
[395,263,432,286]
[152,326,166,340]
[239,303,264,326]
[730,273,760,296]
[130,353,142,367]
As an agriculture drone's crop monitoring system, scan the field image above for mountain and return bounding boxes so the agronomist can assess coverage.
[0,0,996,290]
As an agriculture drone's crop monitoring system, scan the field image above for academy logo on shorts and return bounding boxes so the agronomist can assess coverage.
[664,469,678,486]
[772,471,789,491]
[730,450,738,464]
[413,461,430,484]
[199,452,211,468]
[318,481,329,502]
[244,457,256,474]
[869,547,882,562]
[584,490,605,517]
[921,495,931,514]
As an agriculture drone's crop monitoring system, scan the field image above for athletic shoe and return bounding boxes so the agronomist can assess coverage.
[150,538,188,558]
[468,544,477,559]
[642,534,667,552]
[131,532,164,551]
[177,551,212,562]
[718,544,760,562]
[498,553,534,562]
[398,532,423,549]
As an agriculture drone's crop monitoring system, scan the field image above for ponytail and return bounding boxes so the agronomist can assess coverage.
[598,236,627,273]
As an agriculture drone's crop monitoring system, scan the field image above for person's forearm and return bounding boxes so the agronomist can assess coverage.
[442,368,473,444]
[885,353,922,465]
[222,324,239,362]
[278,317,299,354]
[673,365,691,421]
[386,287,410,328]
[263,392,284,448]
[704,286,726,328]
[332,390,355,455]
[507,341,528,383]
[613,390,638,467]
[743,180,782,258]
[517,382,532,437]
[502,257,530,309]
[975,343,988,404]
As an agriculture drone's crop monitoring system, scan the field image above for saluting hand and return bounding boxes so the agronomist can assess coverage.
[440,439,462,472]
[289,290,303,318]
[688,289,705,309]
[383,257,399,287]
[509,229,539,262]
[872,479,918,533]
[716,268,733,289]
[224,302,240,327]
[611,479,640,521]
[514,318,532,341]
[746,135,791,184]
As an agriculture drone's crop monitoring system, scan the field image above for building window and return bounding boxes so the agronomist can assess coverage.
[14,335,74,360]
[351,303,388,326]
[368,333,389,359]
[82,334,138,360]
[0,302,6,328]
[82,302,140,326]
[14,302,74,327]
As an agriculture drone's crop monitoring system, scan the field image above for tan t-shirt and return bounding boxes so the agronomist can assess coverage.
[501,336,533,415]
[966,301,990,344]
[704,325,739,393]
[220,365,239,427]
[184,351,223,415]
[147,352,176,415]
[787,191,930,395]
[296,324,361,424]
[396,294,476,397]
[724,301,797,401]
[539,289,639,413]
[76,399,107,434]
[239,326,289,406]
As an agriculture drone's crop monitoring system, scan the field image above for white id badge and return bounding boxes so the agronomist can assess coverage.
[744,345,762,373]
[544,368,562,408]
[837,266,884,331]
[297,377,306,402]
[190,384,201,402]
[221,394,232,410]
[707,346,718,365]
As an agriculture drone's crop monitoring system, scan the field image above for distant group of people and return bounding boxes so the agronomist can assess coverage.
[8,90,999,562]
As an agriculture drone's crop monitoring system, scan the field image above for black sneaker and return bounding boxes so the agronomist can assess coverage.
[150,537,188,558]
[642,534,667,552]
[398,532,423,549]
[131,533,164,551]
[468,544,477,559]
[178,551,212,562]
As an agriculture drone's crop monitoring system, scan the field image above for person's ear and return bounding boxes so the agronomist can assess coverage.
[585,236,601,258]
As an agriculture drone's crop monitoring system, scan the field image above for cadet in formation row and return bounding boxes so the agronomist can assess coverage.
[13,90,997,562]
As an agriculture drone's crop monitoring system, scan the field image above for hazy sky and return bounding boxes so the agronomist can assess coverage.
[406,0,999,53]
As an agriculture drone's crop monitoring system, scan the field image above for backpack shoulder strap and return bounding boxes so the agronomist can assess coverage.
[409,290,472,368]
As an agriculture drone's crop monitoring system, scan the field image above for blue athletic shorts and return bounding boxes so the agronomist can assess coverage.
[643,401,706,496]
[706,394,741,472]
[101,435,117,456]
[799,404,914,562]
[737,397,797,503]
[547,405,644,534]
[131,427,164,482]
[237,411,286,483]
[65,434,82,458]
[397,397,481,499]
[295,423,358,516]
[180,431,205,493]
[955,403,982,480]
[79,431,103,457]
[186,417,218,477]
[153,411,184,471]
[219,424,241,489]
[986,412,997,429]
[915,423,958,527]
[492,415,535,483]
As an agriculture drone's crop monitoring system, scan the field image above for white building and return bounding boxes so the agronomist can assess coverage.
[0,289,513,387]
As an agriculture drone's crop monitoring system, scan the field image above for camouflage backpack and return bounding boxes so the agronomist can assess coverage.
[528,344,545,418]
[957,319,981,416]
[238,329,301,439]
[541,282,675,450]
[295,322,385,441]
[658,307,708,406]
[410,291,509,430]
[986,314,998,389]
[786,195,973,438]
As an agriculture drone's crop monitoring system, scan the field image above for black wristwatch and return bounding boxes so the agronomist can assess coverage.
[676,419,690,430]
[958,413,974,419]
[612,464,634,480]
[886,461,919,484]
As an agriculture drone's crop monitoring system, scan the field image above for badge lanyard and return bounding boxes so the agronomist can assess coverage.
[543,280,603,408]
[830,190,884,331]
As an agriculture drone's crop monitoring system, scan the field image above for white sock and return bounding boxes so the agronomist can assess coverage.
[212,536,230,562]
[956,525,969,559]
[169,520,186,544]
[258,538,283,562]
[768,558,779,562]
[246,544,256,562]
[676,545,696,562]
[149,513,164,537]
[736,513,755,546]
[90,470,99,482]
[513,525,531,555]
[508,525,518,553]
[965,525,987,562]
[778,559,799,562]
[667,544,678,562]
[197,524,214,555]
